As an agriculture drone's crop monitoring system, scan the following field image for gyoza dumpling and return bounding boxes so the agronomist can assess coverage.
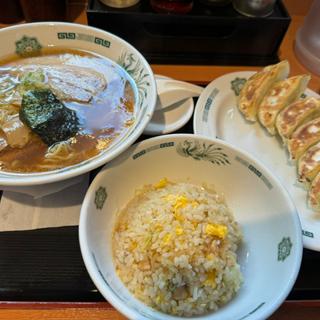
[288,117,320,161]
[238,60,289,122]
[258,75,310,135]
[276,97,320,143]
[298,141,320,185]
[308,171,320,211]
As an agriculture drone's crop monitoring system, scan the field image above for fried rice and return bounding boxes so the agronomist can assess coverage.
[112,179,243,316]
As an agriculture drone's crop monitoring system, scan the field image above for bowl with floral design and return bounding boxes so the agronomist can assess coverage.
[0,22,156,186]
[79,133,303,320]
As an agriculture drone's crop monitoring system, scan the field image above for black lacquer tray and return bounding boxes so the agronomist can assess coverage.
[87,0,291,65]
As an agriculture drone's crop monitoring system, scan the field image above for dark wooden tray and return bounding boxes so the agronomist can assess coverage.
[1,228,320,302]
[87,0,291,65]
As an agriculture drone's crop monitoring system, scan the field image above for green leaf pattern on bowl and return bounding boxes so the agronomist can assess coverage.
[231,77,247,96]
[176,140,230,165]
[278,237,292,261]
[117,52,150,107]
[15,36,42,57]
[95,186,107,210]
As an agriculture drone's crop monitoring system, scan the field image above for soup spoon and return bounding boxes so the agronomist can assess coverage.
[155,76,203,110]
[144,75,200,135]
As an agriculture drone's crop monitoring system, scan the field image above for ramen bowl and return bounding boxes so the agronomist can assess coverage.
[0,22,156,186]
[79,134,303,320]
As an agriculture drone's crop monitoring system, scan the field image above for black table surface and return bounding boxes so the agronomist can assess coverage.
[0,111,320,302]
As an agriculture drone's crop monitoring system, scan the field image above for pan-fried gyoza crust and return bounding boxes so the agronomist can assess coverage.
[258,74,310,135]
[288,117,320,161]
[298,141,320,185]
[237,60,290,122]
[276,97,320,143]
[308,171,320,211]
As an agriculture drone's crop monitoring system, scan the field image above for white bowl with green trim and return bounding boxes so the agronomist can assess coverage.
[0,22,156,186]
[79,133,303,320]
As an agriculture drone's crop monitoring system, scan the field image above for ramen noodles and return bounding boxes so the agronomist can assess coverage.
[0,48,136,173]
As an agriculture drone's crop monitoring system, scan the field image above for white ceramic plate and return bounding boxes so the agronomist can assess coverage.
[194,71,320,251]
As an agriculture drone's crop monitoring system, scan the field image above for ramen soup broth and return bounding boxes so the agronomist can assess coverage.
[0,48,137,173]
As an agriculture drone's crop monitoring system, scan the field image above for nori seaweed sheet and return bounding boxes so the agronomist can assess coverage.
[20,89,79,146]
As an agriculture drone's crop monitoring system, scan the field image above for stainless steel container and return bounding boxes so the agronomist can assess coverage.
[233,0,277,17]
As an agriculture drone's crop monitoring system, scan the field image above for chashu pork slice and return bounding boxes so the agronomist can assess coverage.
[258,74,310,135]
[18,64,107,104]
[276,97,320,143]
[1,114,31,148]
[44,65,107,103]
[237,60,289,122]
